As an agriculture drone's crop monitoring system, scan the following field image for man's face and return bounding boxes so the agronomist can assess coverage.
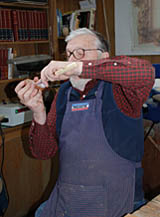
[66,34,108,62]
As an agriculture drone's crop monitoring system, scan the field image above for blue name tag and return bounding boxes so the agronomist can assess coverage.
[72,102,89,111]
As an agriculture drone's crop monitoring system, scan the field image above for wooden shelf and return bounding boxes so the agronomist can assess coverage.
[0,40,49,45]
[0,78,23,84]
[0,2,48,9]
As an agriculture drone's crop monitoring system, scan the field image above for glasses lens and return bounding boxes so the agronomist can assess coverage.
[73,48,84,60]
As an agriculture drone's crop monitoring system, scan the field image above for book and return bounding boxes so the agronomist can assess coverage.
[22,10,28,40]
[17,10,22,40]
[37,11,41,40]
[8,48,13,79]
[27,10,32,40]
[42,11,48,40]
[0,10,3,40]
[12,10,19,41]
[56,8,63,37]
[0,49,8,80]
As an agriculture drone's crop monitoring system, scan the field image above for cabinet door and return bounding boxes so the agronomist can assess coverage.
[1,125,58,217]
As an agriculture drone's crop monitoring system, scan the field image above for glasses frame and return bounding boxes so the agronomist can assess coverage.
[66,48,104,60]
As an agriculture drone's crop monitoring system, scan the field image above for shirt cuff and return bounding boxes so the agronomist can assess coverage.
[30,119,47,137]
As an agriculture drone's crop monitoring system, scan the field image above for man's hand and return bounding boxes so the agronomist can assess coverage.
[40,61,83,85]
[15,79,46,125]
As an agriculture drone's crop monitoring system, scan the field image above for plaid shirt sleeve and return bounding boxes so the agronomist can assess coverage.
[29,93,58,159]
[82,55,155,117]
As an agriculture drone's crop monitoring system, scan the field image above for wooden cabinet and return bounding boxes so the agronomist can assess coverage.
[0,123,59,217]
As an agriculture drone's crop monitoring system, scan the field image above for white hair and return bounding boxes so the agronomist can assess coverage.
[65,28,109,52]
[65,28,95,41]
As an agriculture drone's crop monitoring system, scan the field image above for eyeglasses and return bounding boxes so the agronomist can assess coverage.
[66,48,103,60]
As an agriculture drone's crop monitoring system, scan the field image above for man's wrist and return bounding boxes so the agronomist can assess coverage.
[33,110,46,125]
[76,62,83,75]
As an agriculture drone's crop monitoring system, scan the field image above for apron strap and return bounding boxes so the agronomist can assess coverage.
[95,81,105,99]
[67,86,73,102]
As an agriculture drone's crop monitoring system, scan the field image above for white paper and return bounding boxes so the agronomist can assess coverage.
[79,0,96,9]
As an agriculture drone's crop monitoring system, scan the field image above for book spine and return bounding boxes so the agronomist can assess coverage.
[0,10,2,41]
[1,49,8,80]
[17,10,22,41]
[0,49,2,79]
[69,12,75,31]
[56,9,60,37]
[20,10,25,41]
[6,9,10,41]
[40,11,44,40]
[89,9,96,30]
[37,11,42,40]
[4,48,8,80]
[0,49,4,79]
[8,9,14,41]
[8,48,13,79]
[34,10,38,40]
[23,10,28,40]
[27,10,31,40]
[2,10,7,41]
[43,11,48,40]
[31,10,35,40]
[12,10,19,41]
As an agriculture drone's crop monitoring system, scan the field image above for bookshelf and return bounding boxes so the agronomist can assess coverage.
[0,0,57,81]
[0,0,57,102]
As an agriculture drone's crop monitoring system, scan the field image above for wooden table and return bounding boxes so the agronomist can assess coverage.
[125,194,160,217]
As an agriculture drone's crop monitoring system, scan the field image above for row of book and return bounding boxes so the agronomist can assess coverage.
[56,8,96,37]
[0,8,48,41]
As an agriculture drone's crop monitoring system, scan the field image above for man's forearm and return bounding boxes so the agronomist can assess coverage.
[81,56,155,87]
[33,109,46,125]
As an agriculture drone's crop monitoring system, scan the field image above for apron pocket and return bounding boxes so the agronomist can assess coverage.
[56,182,105,217]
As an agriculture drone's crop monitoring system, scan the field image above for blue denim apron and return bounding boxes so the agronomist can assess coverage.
[39,81,139,217]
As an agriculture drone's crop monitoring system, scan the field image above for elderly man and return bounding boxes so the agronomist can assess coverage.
[15,28,154,217]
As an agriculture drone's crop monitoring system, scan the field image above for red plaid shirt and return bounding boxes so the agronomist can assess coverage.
[29,56,155,159]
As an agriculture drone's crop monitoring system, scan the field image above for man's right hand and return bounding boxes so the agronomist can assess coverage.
[15,79,46,125]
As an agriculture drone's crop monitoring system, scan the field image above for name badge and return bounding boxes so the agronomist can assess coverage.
[72,102,89,111]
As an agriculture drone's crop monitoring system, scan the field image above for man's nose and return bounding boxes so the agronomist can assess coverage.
[68,55,75,62]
